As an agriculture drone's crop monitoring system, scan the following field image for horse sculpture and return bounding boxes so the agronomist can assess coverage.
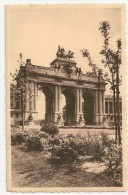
[56,45,74,59]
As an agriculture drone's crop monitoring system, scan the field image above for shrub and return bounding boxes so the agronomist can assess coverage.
[66,134,87,156]
[48,132,121,169]
[100,132,115,148]
[49,132,113,163]
[11,127,27,145]
[82,132,115,162]
[41,123,59,137]
[103,144,122,186]
[50,142,79,164]
[49,134,64,147]
[24,129,44,151]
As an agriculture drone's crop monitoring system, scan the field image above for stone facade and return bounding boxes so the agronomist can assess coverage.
[11,57,107,127]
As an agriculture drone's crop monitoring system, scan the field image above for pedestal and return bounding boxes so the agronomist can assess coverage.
[76,113,85,127]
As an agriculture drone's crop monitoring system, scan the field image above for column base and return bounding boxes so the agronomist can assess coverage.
[95,114,110,127]
[75,113,85,127]
[24,121,40,131]
[53,112,63,127]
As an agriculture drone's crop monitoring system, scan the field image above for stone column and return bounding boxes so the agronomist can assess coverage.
[25,82,29,111]
[75,88,84,126]
[55,85,58,112]
[108,101,110,114]
[33,82,36,111]
[95,90,99,125]
[79,88,82,113]
[58,85,61,113]
[54,85,62,125]
[31,82,35,111]
[79,88,85,126]
[76,88,80,123]
[99,90,103,125]
[102,91,105,115]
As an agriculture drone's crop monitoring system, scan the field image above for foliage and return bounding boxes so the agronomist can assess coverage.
[49,134,80,164]
[24,129,44,151]
[81,21,122,144]
[10,54,36,130]
[41,123,59,137]
[49,132,115,163]
[11,127,27,145]
[103,144,122,186]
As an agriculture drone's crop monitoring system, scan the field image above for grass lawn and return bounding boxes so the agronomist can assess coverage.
[11,145,115,188]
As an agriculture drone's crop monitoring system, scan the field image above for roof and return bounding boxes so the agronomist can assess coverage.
[50,57,77,65]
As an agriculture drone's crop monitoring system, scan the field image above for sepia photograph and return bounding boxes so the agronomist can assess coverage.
[6,4,127,192]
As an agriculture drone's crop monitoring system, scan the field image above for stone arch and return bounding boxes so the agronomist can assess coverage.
[62,87,75,126]
[38,84,54,123]
[83,90,94,125]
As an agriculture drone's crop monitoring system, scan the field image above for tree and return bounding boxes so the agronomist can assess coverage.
[81,21,122,144]
[10,54,35,130]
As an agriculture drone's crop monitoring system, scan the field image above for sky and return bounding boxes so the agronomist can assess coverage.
[7,5,122,118]
[7,6,121,72]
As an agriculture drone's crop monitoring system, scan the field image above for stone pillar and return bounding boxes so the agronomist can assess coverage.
[54,85,62,125]
[58,85,61,113]
[31,82,35,111]
[33,82,36,111]
[108,101,110,115]
[79,88,84,126]
[54,85,58,122]
[99,90,103,125]
[76,88,80,123]
[75,88,84,126]
[102,91,105,115]
[79,88,82,113]
[25,81,30,111]
[95,90,99,125]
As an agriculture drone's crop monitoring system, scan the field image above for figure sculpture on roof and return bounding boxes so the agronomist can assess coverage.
[56,45,74,59]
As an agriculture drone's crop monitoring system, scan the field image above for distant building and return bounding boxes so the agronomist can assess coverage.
[105,95,122,126]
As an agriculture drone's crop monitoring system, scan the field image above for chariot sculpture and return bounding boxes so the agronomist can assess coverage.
[56,45,74,59]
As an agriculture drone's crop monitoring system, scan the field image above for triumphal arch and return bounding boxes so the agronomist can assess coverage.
[24,46,106,127]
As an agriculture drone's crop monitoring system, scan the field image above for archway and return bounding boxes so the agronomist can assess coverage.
[62,88,75,126]
[37,85,53,123]
[37,92,46,123]
[83,91,94,125]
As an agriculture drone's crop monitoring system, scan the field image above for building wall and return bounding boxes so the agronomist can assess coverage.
[11,91,122,127]
[104,95,122,126]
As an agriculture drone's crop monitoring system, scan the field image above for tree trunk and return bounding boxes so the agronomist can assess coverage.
[113,87,118,142]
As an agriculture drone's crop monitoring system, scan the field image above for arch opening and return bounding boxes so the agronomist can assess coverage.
[37,86,53,124]
[83,92,94,125]
[62,88,75,126]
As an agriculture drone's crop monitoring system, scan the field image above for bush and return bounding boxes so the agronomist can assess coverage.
[50,142,79,164]
[49,132,116,163]
[11,127,27,145]
[41,123,59,137]
[82,132,115,161]
[24,129,44,151]
[66,134,87,156]
[100,132,115,148]
[103,144,122,186]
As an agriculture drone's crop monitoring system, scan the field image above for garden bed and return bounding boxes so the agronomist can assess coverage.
[12,145,115,188]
